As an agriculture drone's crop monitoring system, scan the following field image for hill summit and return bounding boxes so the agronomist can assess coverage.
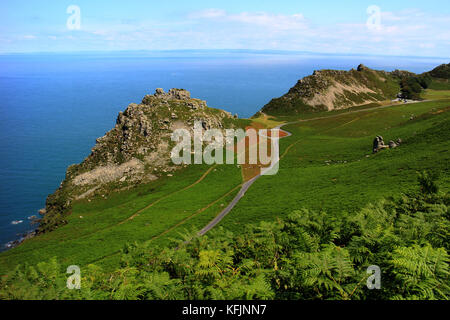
[260,64,401,115]
[39,89,240,233]
[427,63,450,79]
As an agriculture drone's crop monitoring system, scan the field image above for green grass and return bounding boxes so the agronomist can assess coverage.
[217,99,450,233]
[423,88,450,100]
[428,79,450,91]
[0,164,242,273]
[1,91,449,276]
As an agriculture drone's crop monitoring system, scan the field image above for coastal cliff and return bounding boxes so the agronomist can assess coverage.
[38,89,242,233]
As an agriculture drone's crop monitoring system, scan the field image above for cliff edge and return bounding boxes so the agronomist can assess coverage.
[38,89,241,233]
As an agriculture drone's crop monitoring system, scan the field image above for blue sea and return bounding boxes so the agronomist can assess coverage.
[0,50,447,249]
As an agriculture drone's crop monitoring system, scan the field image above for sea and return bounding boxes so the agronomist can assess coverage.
[0,50,447,249]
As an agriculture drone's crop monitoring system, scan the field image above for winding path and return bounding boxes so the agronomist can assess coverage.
[198,124,291,236]
[196,100,416,236]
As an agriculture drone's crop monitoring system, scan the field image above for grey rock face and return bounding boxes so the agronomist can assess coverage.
[373,135,386,153]
[142,88,206,110]
[168,88,191,100]
[373,135,401,152]
[388,140,397,148]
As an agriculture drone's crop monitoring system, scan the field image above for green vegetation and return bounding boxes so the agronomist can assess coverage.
[0,177,448,300]
[222,99,450,233]
[398,74,432,100]
[397,63,450,100]
[0,65,449,300]
[428,79,450,91]
[261,66,400,116]
[428,63,450,80]
[0,164,242,273]
[36,89,248,235]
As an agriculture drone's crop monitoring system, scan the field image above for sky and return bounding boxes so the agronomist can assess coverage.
[0,0,449,57]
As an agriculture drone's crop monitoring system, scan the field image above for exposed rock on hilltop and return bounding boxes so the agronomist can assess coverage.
[260,65,401,115]
[39,89,240,233]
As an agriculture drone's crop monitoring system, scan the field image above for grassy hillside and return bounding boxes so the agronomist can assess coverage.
[221,99,450,233]
[37,88,248,234]
[0,71,449,300]
[260,65,400,116]
[0,163,243,273]
[427,63,450,79]
[260,63,450,117]
[1,185,447,300]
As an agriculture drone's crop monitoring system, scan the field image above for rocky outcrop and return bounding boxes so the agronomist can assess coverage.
[260,65,401,115]
[38,89,240,233]
[142,88,199,104]
[373,136,402,153]
[373,136,387,153]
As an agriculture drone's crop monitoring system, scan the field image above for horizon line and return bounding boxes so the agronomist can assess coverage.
[0,49,448,61]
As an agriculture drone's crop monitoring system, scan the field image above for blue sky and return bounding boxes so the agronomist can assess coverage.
[0,0,449,56]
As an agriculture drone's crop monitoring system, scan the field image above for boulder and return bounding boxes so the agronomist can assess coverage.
[357,64,368,71]
[373,135,387,153]
[168,88,191,100]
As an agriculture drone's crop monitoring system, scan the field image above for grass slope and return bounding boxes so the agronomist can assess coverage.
[0,164,242,273]
[0,89,449,276]
[219,97,450,233]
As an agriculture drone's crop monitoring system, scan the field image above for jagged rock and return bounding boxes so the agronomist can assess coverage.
[38,88,242,234]
[357,64,368,71]
[373,135,387,153]
[168,88,191,100]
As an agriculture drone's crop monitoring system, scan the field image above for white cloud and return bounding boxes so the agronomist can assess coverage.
[190,9,307,31]
[3,7,449,57]
[22,35,37,40]
[178,8,449,56]
[189,8,227,19]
